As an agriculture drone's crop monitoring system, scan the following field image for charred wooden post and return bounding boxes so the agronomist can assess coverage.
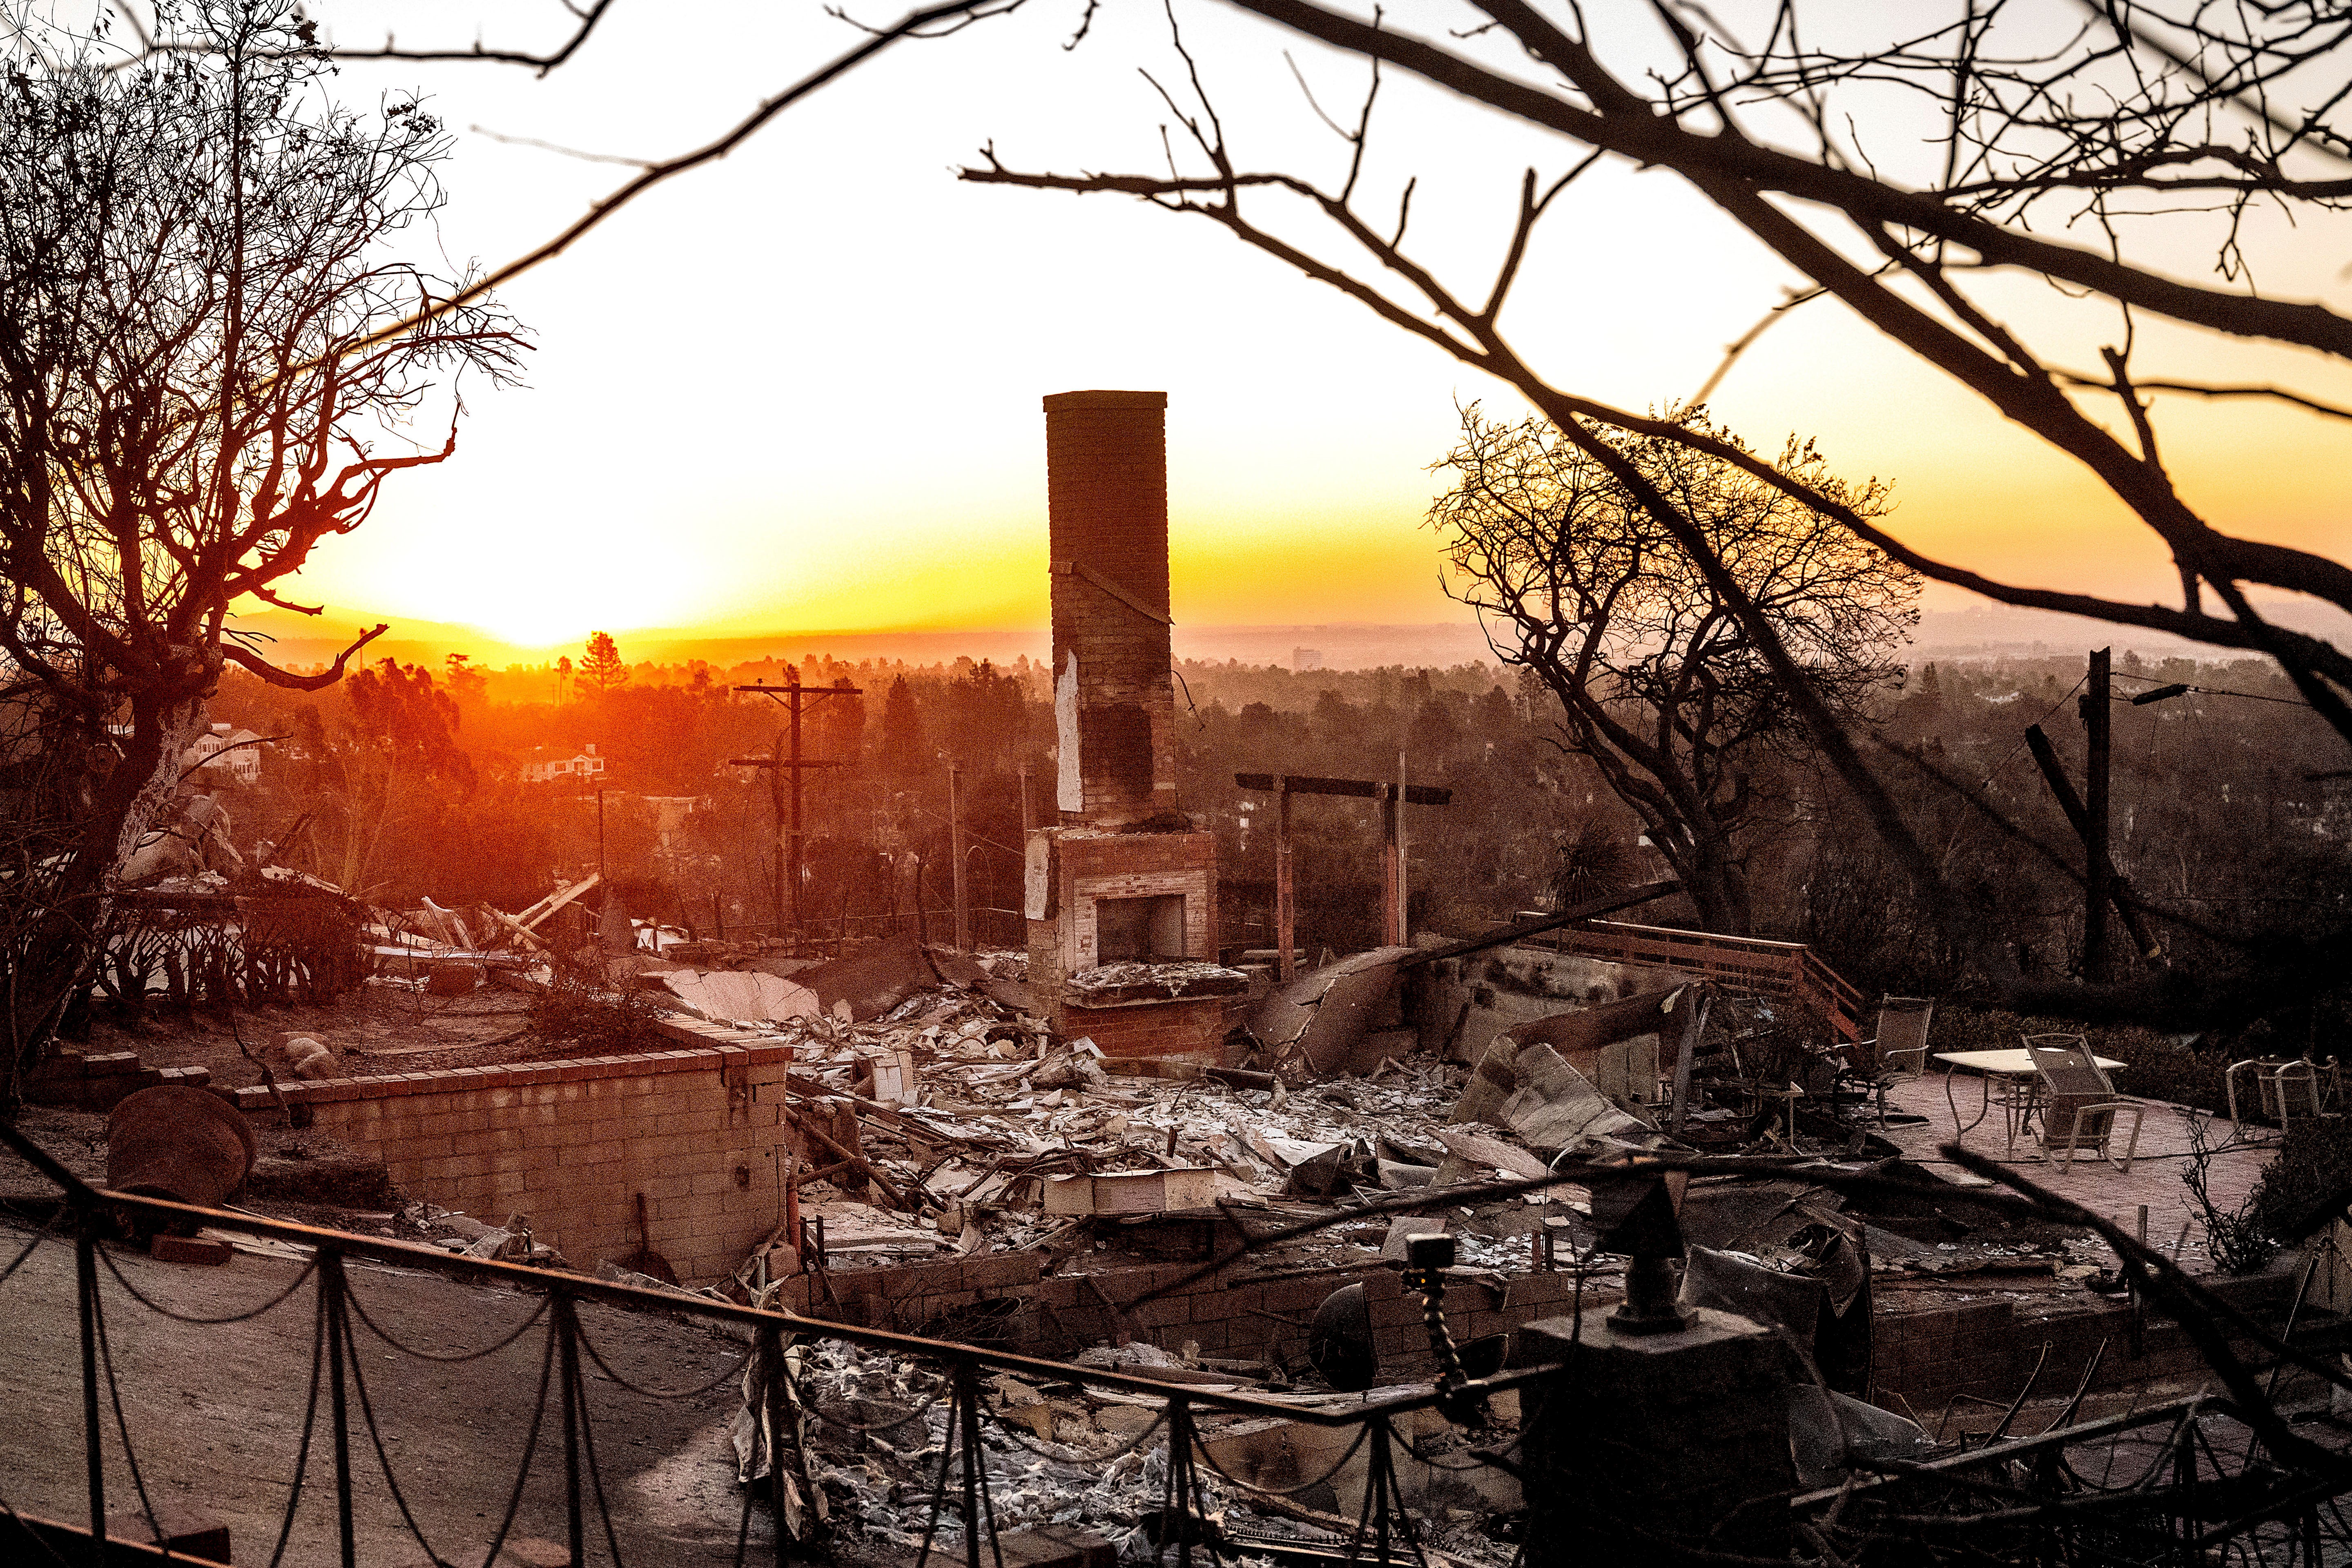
[2082,647,2114,979]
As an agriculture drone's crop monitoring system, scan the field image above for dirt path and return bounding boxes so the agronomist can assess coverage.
[78,983,553,1090]
[0,1218,769,1564]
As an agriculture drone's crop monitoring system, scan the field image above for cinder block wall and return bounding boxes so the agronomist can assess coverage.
[232,1018,802,1283]
[771,1253,1600,1371]
[1867,1292,2282,1414]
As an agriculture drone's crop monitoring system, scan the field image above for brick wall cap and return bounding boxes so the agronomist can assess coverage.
[1043,390,1167,412]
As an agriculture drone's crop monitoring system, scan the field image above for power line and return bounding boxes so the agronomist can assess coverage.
[2111,671,2314,708]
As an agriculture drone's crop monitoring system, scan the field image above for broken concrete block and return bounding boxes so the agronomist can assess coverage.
[1043,1169,1219,1216]
[860,1046,917,1103]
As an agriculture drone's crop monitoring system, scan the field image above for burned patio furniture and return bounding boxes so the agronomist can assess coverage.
[1934,1043,2127,1158]
[2029,1041,2145,1171]
[1862,995,1935,1125]
[2225,1055,2341,1134]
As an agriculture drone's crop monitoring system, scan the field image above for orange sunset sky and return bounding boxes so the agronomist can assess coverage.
[267,2,2352,656]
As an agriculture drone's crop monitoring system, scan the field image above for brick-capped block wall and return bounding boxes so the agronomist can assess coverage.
[771,1254,1605,1372]
[232,1018,805,1284]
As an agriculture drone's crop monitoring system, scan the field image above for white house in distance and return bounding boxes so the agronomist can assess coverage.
[181,723,266,785]
[520,743,607,785]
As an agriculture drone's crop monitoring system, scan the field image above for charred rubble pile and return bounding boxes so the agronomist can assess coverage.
[450,917,2003,1557]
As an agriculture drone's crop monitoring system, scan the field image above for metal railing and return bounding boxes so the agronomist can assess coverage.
[14,1115,2352,1566]
[0,1119,1533,1568]
[1515,917,1865,1042]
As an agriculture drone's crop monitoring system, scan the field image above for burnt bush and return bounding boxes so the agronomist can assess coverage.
[527,975,665,1057]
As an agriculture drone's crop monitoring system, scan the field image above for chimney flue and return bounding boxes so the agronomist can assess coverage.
[1043,390,1176,825]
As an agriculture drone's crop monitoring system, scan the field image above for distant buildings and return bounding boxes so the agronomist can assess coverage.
[181,723,265,785]
[1292,647,1323,672]
[520,743,607,785]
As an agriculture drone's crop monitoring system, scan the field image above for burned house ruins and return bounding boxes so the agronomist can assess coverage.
[3,393,2350,1568]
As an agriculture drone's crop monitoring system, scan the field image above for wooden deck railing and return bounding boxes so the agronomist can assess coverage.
[1514,915,1865,1042]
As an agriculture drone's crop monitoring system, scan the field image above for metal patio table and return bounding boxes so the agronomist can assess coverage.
[1935,1048,2127,1155]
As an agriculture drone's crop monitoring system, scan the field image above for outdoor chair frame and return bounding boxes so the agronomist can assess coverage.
[2028,1039,2145,1171]
[2225,1055,2341,1133]
[1864,995,1937,1126]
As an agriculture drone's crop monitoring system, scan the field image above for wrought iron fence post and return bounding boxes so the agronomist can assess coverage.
[1351,1417,1421,1568]
[1163,1395,1200,1568]
[955,1358,992,1568]
[557,1289,587,1568]
[74,1229,105,1568]
[321,1247,358,1568]
[760,1320,789,1567]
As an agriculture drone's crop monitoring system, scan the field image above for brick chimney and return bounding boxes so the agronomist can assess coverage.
[1043,390,1177,826]
[1025,391,1240,1065]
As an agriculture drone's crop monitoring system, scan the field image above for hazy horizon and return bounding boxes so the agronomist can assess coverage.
[226,593,2352,679]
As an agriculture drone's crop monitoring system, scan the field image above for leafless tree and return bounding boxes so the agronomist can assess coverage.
[959,0,2352,1022]
[1433,404,1917,935]
[0,0,520,1091]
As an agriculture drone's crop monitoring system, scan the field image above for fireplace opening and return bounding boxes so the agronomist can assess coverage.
[1095,894,1186,962]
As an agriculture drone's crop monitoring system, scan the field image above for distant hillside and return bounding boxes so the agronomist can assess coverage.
[1911,598,2352,662]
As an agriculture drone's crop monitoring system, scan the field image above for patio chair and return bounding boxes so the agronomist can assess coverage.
[2028,1041,2145,1170]
[1864,996,1937,1124]
[2225,1056,2341,1133]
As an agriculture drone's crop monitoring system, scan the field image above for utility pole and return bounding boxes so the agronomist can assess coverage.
[1274,778,1295,982]
[1383,752,1402,950]
[949,760,970,953]
[1017,762,1032,840]
[730,672,862,944]
[2080,647,2113,980]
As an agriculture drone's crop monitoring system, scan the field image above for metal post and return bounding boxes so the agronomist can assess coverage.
[1017,763,1032,840]
[759,1322,791,1564]
[76,1231,105,1568]
[595,786,606,884]
[558,1293,586,1568]
[323,1251,357,1568]
[1274,778,1295,983]
[949,761,970,954]
[957,1361,987,1568]
[2081,647,2113,979]
[787,672,806,940]
[1383,747,1402,945]
[1379,763,1404,948]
